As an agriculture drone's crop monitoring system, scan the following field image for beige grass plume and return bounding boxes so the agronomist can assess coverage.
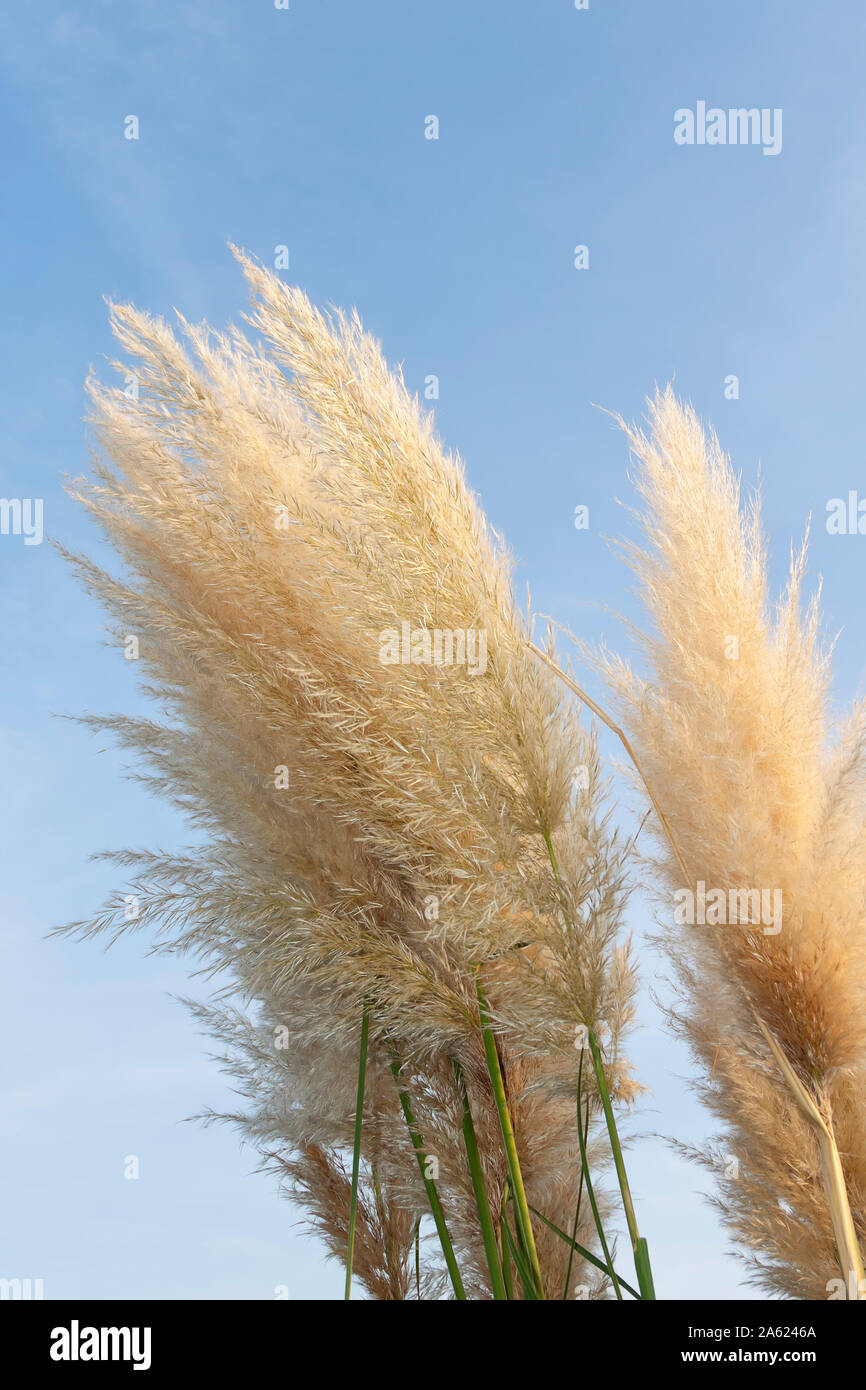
[587,387,866,1298]
[58,250,637,1297]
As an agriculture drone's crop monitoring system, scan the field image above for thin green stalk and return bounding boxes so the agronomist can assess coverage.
[501,1205,541,1299]
[576,1049,622,1299]
[561,1084,589,1299]
[587,1030,656,1300]
[413,1218,421,1301]
[452,1057,507,1300]
[500,1184,515,1300]
[475,969,545,1298]
[388,1048,466,1300]
[542,829,656,1299]
[531,1206,642,1299]
[345,1002,370,1300]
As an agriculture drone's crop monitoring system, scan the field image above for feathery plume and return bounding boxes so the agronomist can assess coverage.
[593,387,866,1298]
[59,251,638,1298]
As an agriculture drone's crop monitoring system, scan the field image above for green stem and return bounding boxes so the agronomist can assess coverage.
[452,1057,507,1300]
[561,1086,589,1299]
[475,970,545,1298]
[531,1206,642,1300]
[501,1203,542,1299]
[345,1002,370,1300]
[575,1049,622,1299]
[388,1048,466,1300]
[500,1184,515,1299]
[587,1030,656,1300]
[543,829,656,1300]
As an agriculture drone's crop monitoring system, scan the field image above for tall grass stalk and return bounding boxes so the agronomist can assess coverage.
[530,1208,641,1299]
[560,1088,588,1299]
[388,1052,466,1300]
[500,1186,515,1300]
[541,821,655,1298]
[587,1031,656,1299]
[451,1058,507,1299]
[475,972,545,1298]
[574,1051,621,1299]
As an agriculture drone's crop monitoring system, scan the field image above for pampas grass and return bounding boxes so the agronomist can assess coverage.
[58,254,866,1298]
[59,250,642,1300]
[583,388,866,1299]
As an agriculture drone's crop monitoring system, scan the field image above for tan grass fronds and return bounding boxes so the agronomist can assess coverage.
[60,252,636,1296]
[592,386,866,1297]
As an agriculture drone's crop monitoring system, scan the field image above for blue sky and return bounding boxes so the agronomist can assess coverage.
[1,0,865,1300]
